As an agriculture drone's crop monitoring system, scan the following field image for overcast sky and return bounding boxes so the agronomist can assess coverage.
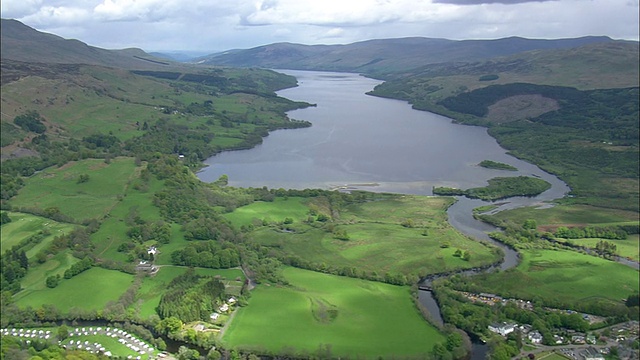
[1,0,638,53]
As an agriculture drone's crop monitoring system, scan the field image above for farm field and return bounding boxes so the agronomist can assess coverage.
[9,157,138,222]
[487,203,639,229]
[464,249,639,307]
[0,212,76,255]
[222,197,310,228]
[222,267,444,358]
[229,195,501,277]
[561,234,640,262]
[14,267,134,312]
[18,251,80,293]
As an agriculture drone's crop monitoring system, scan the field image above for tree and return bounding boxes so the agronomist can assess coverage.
[156,316,183,335]
[207,348,222,360]
[462,251,471,261]
[14,111,46,133]
[0,212,11,225]
[57,324,69,341]
[77,174,90,184]
[445,332,463,351]
[523,219,537,230]
[177,346,200,360]
[45,275,60,288]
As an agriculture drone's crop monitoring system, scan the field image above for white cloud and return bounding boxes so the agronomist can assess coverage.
[1,0,637,51]
[1,0,44,19]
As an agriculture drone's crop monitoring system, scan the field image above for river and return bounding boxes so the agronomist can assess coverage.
[197,69,570,359]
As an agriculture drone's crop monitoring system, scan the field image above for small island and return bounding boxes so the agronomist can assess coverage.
[433,176,551,201]
[478,160,518,171]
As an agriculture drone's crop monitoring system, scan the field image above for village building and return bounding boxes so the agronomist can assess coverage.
[582,347,605,360]
[528,330,543,344]
[572,335,586,344]
[488,322,517,336]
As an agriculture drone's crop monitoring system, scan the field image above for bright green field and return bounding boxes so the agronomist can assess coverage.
[469,249,639,306]
[233,195,500,276]
[18,251,79,293]
[562,235,640,262]
[134,266,245,319]
[15,267,134,312]
[0,212,76,255]
[9,158,138,222]
[223,197,310,227]
[223,267,444,358]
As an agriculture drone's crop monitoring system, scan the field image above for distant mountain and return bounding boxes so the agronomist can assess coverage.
[197,36,617,75]
[149,51,213,62]
[1,19,171,69]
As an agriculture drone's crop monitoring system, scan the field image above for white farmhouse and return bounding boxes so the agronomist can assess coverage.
[488,322,516,336]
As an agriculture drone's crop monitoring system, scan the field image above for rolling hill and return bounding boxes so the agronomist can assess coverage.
[1,18,171,69]
[198,35,618,75]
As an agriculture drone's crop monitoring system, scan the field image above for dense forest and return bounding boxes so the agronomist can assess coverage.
[372,81,640,211]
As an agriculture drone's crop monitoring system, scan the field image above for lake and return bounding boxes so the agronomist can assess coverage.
[198,69,568,202]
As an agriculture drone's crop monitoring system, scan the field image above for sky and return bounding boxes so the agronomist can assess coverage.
[1,0,639,53]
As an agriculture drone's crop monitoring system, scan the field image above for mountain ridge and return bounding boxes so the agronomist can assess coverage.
[1,18,172,69]
[197,35,618,74]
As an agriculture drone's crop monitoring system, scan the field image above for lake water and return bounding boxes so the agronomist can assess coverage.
[198,70,568,202]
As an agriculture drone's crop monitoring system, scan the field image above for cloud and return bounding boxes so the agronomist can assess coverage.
[433,0,556,4]
[242,0,418,26]
[0,0,637,51]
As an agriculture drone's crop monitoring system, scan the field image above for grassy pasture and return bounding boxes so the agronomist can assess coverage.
[18,251,79,293]
[467,249,639,306]
[90,172,165,261]
[489,204,639,228]
[561,235,639,262]
[15,267,134,312]
[0,212,76,255]
[223,267,444,358]
[231,195,500,276]
[223,197,310,227]
[10,158,137,222]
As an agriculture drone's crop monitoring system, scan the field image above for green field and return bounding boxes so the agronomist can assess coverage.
[223,267,444,358]
[223,197,310,227]
[0,212,76,255]
[561,235,640,262]
[90,172,165,262]
[230,195,500,277]
[489,204,639,229]
[135,266,245,318]
[466,249,639,307]
[18,251,79,293]
[15,267,134,312]
[9,158,138,222]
